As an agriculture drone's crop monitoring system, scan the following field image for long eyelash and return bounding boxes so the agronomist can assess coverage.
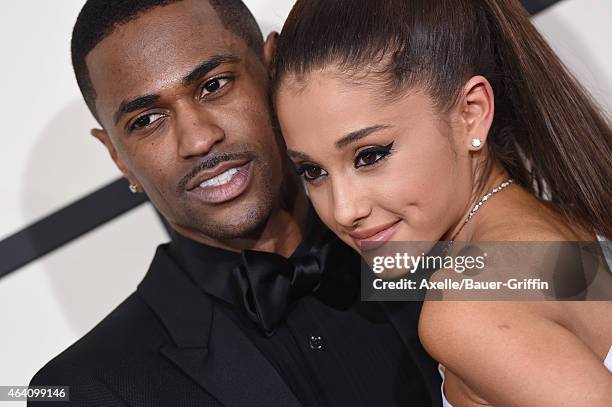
[355,141,395,166]
[295,164,326,182]
[294,164,313,176]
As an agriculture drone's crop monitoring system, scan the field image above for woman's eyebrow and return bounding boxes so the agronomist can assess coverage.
[287,150,311,160]
[287,124,392,160]
[335,125,391,149]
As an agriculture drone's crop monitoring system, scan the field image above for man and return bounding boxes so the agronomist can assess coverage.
[29,1,440,405]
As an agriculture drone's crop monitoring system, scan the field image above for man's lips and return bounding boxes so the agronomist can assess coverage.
[186,161,253,205]
[185,158,252,191]
[348,220,401,250]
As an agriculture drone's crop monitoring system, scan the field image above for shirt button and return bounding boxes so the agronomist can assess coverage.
[309,335,324,350]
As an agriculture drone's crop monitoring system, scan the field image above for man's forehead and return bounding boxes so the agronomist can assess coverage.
[85,0,248,122]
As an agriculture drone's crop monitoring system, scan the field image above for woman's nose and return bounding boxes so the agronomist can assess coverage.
[331,178,371,229]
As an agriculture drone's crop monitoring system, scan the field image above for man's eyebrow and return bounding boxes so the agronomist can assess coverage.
[114,94,160,125]
[182,54,241,86]
[113,54,241,125]
[335,125,391,149]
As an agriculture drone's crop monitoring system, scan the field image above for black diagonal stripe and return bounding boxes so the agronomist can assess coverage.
[0,1,564,279]
[0,178,147,278]
[522,0,564,15]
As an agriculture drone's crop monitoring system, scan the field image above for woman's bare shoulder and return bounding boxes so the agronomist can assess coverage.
[418,299,612,406]
[473,188,593,242]
[418,300,556,362]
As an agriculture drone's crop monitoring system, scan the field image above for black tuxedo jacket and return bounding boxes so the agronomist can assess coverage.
[29,244,441,407]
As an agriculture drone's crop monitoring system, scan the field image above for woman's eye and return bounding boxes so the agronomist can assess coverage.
[354,142,395,168]
[297,165,328,182]
[356,151,381,167]
[200,77,231,98]
[130,113,165,131]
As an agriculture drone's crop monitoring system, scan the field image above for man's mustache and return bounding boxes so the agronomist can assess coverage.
[177,150,255,191]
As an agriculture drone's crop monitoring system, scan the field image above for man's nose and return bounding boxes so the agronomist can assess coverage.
[331,177,371,229]
[175,106,225,159]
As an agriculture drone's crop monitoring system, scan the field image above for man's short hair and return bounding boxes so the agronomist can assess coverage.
[71,0,264,121]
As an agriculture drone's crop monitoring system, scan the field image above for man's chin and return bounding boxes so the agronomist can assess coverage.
[176,195,275,242]
[211,205,272,240]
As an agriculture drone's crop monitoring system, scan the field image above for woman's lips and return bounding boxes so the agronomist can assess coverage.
[349,220,401,251]
[189,161,252,204]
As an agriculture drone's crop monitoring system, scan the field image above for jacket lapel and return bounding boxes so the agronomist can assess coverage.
[138,245,302,407]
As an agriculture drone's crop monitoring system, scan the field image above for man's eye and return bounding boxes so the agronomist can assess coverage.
[354,142,395,168]
[130,113,165,131]
[200,77,231,98]
[296,165,328,182]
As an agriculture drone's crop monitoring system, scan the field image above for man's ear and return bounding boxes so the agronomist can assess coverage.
[458,75,495,152]
[91,128,138,186]
[263,31,279,71]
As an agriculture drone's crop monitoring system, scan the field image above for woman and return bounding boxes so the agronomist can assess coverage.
[271,0,612,405]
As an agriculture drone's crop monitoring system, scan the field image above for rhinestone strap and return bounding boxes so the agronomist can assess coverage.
[442,178,514,254]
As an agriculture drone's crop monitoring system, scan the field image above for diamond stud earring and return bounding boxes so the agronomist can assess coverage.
[129,184,140,193]
[471,138,482,149]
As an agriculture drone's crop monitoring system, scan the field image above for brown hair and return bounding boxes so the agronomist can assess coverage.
[272,0,612,239]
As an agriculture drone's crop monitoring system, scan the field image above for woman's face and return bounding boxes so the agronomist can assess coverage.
[276,69,485,254]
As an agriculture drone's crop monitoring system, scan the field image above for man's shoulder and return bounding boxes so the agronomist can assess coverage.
[30,291,167,387]
[28,282,223,406]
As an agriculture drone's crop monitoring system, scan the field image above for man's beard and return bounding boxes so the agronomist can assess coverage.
[175,153,280,241]
[184,192,275,241]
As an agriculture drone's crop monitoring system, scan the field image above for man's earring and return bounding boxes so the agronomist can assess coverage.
[129,184,140,193]
[471,138,482,149]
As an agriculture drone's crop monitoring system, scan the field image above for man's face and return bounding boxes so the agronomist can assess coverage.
[87,0,286,241]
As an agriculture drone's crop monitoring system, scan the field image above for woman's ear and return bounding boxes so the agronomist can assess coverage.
[91,128,139,188]
[263,31,279,70]
[458,75,495,152]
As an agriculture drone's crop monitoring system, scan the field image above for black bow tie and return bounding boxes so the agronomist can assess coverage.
[232,243,331,336]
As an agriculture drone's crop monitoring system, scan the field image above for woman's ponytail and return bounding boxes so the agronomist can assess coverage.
[479,0,612,239]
